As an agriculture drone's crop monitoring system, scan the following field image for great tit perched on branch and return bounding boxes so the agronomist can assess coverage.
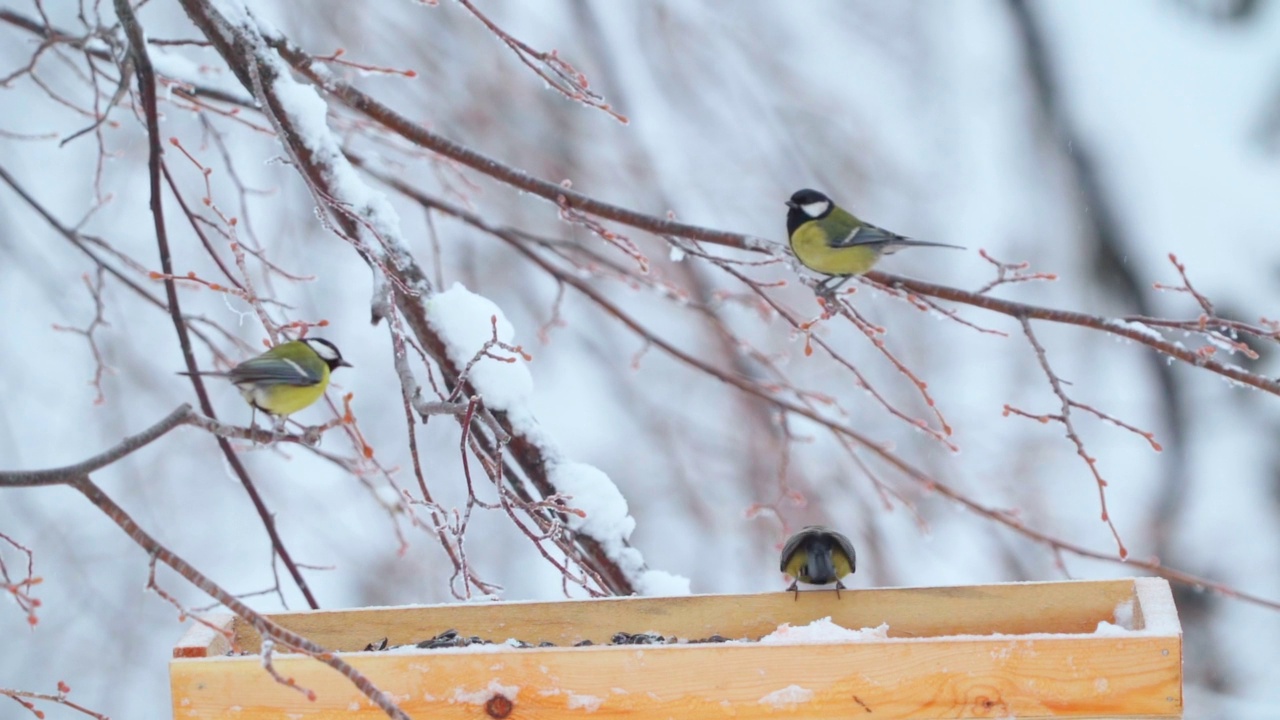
[786,188,963,291]
[181,338,351,421]
[779,525,857,599]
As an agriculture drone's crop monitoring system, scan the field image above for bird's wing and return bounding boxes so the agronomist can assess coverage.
[779,531,809,572]
[828,211,964,251]
[227,356,322,386]
[815,207,897,248]
[830,531,857,572]
[830,223,902,248]
[839,226,966,254]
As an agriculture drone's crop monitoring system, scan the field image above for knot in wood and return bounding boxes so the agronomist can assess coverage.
[967,686,1009,716]
[485,693,514,719]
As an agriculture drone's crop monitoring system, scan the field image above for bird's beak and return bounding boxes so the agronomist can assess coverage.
[339,359,354,368]
[785,200,799,209]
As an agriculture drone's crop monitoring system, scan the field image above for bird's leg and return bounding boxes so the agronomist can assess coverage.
[270,414,287,442]
[824,275,853,294]
[249,406,262,446]
[787,580,799,601]
[814,275,853,303]
[835,580,847,599]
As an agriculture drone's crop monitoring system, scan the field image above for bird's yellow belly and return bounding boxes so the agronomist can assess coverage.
[831,552,854,578]
[790,226,880,275]
[784,549,854,584]
[239,380,327,416]
[783,553,808,579]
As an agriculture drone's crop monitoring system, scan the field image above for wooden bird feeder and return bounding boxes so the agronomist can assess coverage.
[170,577,1182,719]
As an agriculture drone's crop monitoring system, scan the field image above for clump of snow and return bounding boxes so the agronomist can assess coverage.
[263,56,410,260]
[452,680,520,705]
[567,693,604,712]
[423,286,689,596]
[1131,577,1181,635]
[1113,597,1136,630]
[215,6,429,301]
[425,284,534,410]
[633,569,691,595]
[551,462,633,539]
[759,618,890,644]
[538,686,604,711]
[758,685,814,708]
[547,462,691,596]
[1094,594,1140,634]
[423,284,689,596]
[1093,620,1132,636]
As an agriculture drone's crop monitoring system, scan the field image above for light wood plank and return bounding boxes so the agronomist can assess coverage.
[171,578,1183,719]
[230,578,1139,653]
[170,634,1181,719]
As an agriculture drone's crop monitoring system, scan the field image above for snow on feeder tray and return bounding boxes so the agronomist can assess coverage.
[170,577,1182,719]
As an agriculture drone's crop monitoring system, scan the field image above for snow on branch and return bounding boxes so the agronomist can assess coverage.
[179,0,681,598]
[426,284,690,596]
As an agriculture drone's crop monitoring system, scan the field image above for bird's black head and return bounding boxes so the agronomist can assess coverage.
[785,188,833,235]
[303,337,353,371]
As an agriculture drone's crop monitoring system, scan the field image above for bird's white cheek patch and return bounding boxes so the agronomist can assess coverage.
[307,340,340,362]
[802,201,830,218]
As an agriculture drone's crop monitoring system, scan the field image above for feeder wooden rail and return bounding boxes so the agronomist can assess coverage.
[170,577,1182,719]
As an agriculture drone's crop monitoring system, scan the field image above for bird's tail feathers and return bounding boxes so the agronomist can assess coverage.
[807,547,837,584]
[888,238,966,251]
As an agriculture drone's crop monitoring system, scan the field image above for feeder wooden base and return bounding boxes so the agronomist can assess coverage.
[170,577,1181,719]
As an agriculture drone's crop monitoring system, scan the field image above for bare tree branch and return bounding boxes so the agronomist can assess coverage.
[114,0,320,610]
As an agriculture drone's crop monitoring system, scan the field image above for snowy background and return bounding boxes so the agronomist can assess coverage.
[1,0,1279,717]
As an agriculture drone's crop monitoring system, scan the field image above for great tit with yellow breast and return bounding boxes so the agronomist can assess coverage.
[181,338,351,420]
[779,525,857,599]
[786,188,963,290]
